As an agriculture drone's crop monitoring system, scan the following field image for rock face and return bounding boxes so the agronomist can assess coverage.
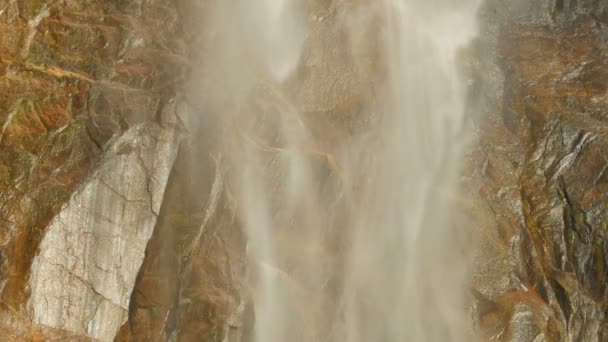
[28,116,179,340]
[0,0,187,340]
[1,0,608,341]
[468,1,608,341]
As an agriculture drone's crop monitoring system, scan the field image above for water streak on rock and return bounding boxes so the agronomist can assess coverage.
[199,1,481,340]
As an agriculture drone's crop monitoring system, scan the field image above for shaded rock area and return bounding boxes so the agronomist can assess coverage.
[114,126,249,342]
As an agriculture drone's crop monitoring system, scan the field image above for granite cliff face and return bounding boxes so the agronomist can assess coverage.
[0,0,607,341]
[469,1,608,341]
[0,0,187,340]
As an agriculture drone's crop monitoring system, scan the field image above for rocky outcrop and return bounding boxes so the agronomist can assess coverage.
[28,112,180,340]
[0,0,187,339]
[114,135,249,342]
[469,1,608,340]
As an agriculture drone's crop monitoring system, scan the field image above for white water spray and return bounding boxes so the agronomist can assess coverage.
[198,0,481,340]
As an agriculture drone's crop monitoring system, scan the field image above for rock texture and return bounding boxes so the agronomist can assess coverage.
[117,1,381,340]
[1,0,608,341]
[28,114,179,340]
[114,135,249,342]
[0,0,187,340]
[468,1,608,341]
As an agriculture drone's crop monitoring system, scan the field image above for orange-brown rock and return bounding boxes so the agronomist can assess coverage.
[469,1,608,340]
[0,0,188,339]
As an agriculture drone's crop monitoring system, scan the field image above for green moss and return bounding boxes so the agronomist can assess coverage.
[5,98,24,122]
[0,165,11,187]
[595,243,605,283]
[27,33,103,78]
[32,0,42,16]
[575,212,586,225]
[15,149,35,165]
[28,67,54,82]
[48,123,80,155]
[27,41,54,67]
[202,327,222,341]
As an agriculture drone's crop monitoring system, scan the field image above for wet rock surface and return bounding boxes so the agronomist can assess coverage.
[114,132,249,342]
[469,1,608,341]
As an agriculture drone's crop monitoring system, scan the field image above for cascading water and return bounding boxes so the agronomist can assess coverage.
[199,0,481,340]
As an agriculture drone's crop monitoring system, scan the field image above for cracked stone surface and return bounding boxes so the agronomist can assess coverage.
[0,0,187,339]
[28,112,180,341]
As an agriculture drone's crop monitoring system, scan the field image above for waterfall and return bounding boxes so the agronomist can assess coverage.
[198,0,481,340]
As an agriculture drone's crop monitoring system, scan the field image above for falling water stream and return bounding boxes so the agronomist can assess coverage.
[200,0,481,341]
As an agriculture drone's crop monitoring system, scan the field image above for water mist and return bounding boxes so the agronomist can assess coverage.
[198,0,481,341]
